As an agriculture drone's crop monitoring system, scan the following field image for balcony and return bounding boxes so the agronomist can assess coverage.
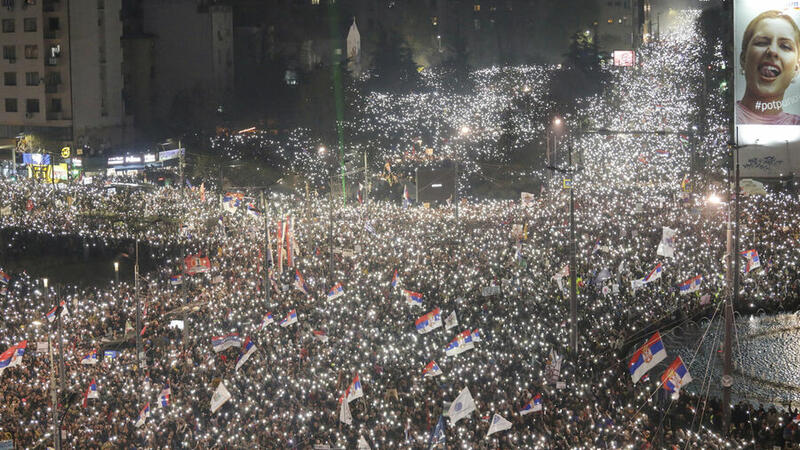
[46,57,59,66]
[46,112,61,121]
[44,0,60,13]
[44,30,58,39]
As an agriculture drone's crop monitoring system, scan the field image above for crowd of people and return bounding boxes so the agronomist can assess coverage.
[1,8,800,450]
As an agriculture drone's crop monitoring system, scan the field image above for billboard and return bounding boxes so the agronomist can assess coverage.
[734,1,800,177]
[612,50,635,67]
[22,153,50,165]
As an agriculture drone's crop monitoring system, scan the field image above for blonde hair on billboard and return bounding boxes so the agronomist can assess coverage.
[740,10,800,68]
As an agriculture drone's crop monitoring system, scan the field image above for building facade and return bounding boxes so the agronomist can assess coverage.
[0,0,129,154]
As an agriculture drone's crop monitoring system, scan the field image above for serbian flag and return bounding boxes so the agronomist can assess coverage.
[390,270,400,288]
[81,349,98,365]
[234,337,257,371]
[134,402,150,427]
[402,185,411,208]
[169,275,183,285]
[258,312,274,331]
[211,333,241,353]
[677,275,702,295]
[280,309,298,327]
[344,373,364,403]
[357,183,364,205]
[158,382,170,408]
[445,330,474,356]
[520,394,543,415]
[661,356,692,393]
[312,330,329,342]
[422,360,443,377]
[0,270,10,285]
[0,340,26,376]
[45,300,66,323]
[404,289,423,307]
[628,331,667,383]
[741,249,761,273]
[415,308,442,334]
[643,263,663,284]
[184,255,211,275]
[327,282,344,300]
[82,378,99,408]
[294,270,310,295]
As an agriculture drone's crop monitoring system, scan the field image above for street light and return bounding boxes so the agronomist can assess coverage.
[549,117,563,170]
[114,261,119,284]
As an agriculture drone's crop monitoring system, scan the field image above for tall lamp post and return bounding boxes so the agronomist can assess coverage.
[319,146,336,286]
[113,261,119,284]
[43,277,61,450]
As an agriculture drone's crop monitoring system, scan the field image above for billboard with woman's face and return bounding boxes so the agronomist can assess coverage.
[735,0,800,176]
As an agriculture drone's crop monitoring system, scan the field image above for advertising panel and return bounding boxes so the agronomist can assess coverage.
[734,0,800,177]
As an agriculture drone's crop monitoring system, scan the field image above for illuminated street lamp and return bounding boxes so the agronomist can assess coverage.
[114,261,119,284]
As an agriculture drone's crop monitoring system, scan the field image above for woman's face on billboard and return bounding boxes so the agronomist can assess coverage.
[744,17,800,101]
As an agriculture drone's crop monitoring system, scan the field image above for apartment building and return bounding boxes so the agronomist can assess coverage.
[0,0,129,154]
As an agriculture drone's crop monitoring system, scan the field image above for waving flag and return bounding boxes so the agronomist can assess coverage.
[81,349,98,365]
[169,274,183,285]
[448,387,476,424]
[427,415,446,448]
[345,373,364,403]
[222,192,243,212]
[83,378,99,408]
[390,270,400,289]
[211,333,241,353]
[0,270,10,285]
[210,381,232,413]
[445,311,458,330]
[520,394,543,415]
[0,340,26,376]
[678,275,702,295]
[643,263,663,284]
[486,413,513,437]
[339,391,353,425]
[45,300,66,323]
[258,312,274,331]
[403,184,411,208]
[134,402,150,427]
[741,249,761,274]
[628,332,667,384]
[280,309,298,327]
[294,270,310,295]
[357,183,364,205]
[445,330,474,356]
[235,337,257,371]
[312,330,329,342]
[422,360,443,377]
[661,356,692,393]
[158,382,170,408]
[327,282,345,300]
[245,203,262,218]
[404,289,423,307]
[415,308,442,334]
[471,329,482,342]
[656,227,677,258]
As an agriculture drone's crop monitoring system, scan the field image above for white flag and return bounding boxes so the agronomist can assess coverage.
[357,435,371,450]
[210,381,232,413]
[445,311,458,330]
[448,387,476,424]
[656,226,677,258]
[339,397,352,425]
[486,413,513,437]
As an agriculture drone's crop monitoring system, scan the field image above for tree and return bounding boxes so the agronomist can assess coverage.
[437,36,473,95]
[547,28,607,114]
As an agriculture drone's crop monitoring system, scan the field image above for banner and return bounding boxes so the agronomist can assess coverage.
[734,1,800,176]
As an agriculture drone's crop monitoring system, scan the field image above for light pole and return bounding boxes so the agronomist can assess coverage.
[114,261,119,284]
[319,146,336,286]
[548,117,562,171]
[455,125,471,223]
[43,278,61,450]
[134,241,142,378]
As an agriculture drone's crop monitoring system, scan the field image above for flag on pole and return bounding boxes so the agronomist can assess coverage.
[677,275,703,295]
[294,270,310,295]
[656,227,677,258]
[81,349,98,365]
[82,378,99,408]
[390,270,400,289]
[643,263,663,284]
[661,356,692,393]
[628,332,667,384]
[134,402,150,427]
[403,184,411,208]
[447,387,476,424]
[427,415,446,448]
[422,360,443,377]
[210,381,232,413]
[280,309,298,327]
[741,249,761,273]
[327,282,345,300]
[258,312,274,331]
[444,311,458,330]
[235,337,257,371]
[486,413,513,437]
[344,373,364,403]
[158,381,170,408]
[339,392,353,425]
[415,308,442,334]
[404,289,423,307]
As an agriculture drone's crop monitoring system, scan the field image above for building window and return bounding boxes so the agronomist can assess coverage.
[26,72,39,86]
[25,45,38,59]
[311,0,319,4]
[48,17,59,31]
[50,97,61,112]
[2,19,14,33]
[5,98,18,113]
[474,4,480,11]
[3,46,16,61]
[4,72,16,86]
[26,99,39,113]
[432,16,438,26]
[474,18,480,30]
[23,18,37,32]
